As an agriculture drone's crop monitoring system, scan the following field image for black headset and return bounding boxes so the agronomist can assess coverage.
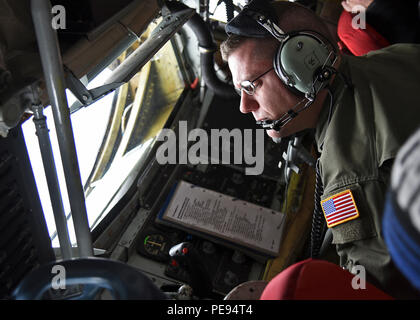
[226,0,338,131]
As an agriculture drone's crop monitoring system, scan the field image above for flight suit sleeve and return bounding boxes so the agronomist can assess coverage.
[321,160,392,246]
[327,181,379,245]
[322,161,420,297]
[321,163,387,278]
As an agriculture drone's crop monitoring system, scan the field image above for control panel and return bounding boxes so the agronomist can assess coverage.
[135,164,281,297]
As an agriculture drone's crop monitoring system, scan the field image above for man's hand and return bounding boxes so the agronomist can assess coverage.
[341,0,374,12]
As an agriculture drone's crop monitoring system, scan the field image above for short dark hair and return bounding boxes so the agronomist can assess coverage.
[220,34,246,62]
[220,35,277,62]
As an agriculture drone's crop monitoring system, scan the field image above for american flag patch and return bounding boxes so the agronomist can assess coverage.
[321,189,360,228]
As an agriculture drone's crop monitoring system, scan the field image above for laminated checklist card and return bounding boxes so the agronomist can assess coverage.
[156,180,286,257]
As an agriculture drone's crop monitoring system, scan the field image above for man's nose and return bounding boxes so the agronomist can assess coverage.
[239,92,259,114]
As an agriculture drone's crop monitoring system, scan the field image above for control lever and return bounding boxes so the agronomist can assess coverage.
[169,242,213,298]
[279,135,316,181]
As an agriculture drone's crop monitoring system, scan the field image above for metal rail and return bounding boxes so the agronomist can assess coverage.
[31,0,93,257]
[104,7,195,85]
[32,104,73,260]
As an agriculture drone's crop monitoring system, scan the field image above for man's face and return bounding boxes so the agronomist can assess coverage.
[228,39,317,138]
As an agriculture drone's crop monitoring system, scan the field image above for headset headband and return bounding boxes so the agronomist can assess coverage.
[246,9,289,41]
[225,0,278,38]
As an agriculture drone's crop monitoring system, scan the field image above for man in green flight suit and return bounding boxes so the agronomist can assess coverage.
[220,0,420,298]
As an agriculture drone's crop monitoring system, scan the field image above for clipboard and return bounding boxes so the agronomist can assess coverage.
[155,180,286,258]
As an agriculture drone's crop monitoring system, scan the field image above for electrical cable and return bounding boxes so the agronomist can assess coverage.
[310,158,326,258]
[309,76,346,258]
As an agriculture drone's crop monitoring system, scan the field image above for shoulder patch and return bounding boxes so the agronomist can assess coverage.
[321,189,360,228]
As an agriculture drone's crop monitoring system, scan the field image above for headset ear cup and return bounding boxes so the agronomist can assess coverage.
[274,33,336,98]
[273,42,306,98]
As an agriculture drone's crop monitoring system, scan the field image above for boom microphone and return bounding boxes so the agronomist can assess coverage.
[256,97,314,131]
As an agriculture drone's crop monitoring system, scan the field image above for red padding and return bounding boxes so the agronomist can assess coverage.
[337,10,390,56]
[260,258,393,300]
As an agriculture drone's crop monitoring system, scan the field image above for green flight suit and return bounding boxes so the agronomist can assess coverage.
[314,44,420,298]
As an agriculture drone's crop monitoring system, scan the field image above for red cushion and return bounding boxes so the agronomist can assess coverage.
[260,259,393,300]
[337,10,390,56]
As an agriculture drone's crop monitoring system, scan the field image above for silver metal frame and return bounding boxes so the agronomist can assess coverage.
[104,7,195,85]
[31,0,93,257]
[32,104,73,260]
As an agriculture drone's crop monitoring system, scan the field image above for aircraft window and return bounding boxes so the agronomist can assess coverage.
[22,18,185,247]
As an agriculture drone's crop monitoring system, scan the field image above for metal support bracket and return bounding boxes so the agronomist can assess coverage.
[65,67,123,114]
[104,7,195,86]
[65,6,194,114]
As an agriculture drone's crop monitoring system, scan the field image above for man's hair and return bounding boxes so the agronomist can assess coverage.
[220,35,277,62]
[220,1,337,62]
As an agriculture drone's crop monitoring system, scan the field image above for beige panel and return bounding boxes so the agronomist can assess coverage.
[120,0,160,36]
